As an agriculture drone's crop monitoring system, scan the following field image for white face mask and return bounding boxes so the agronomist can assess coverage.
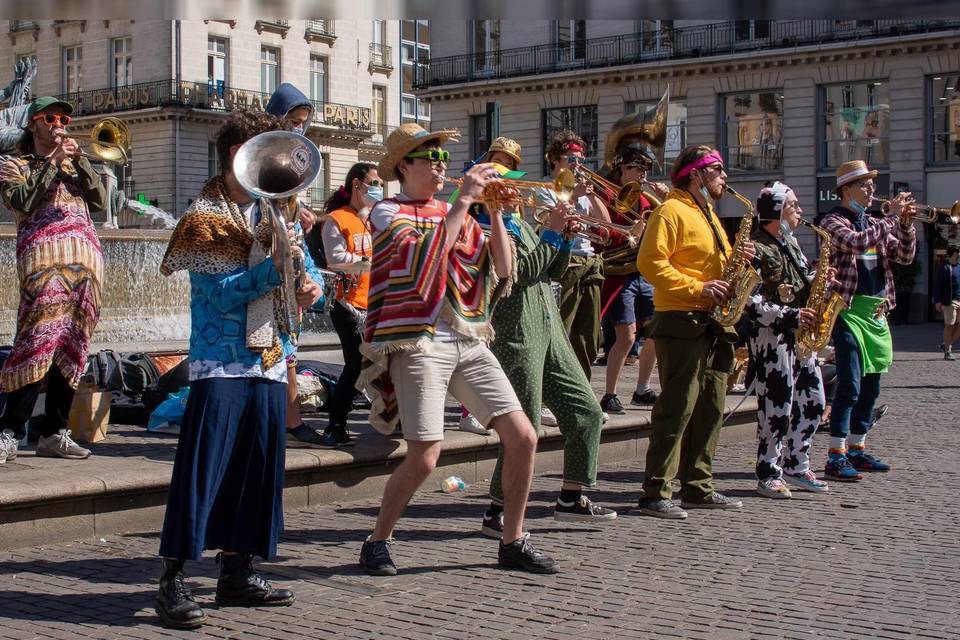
[780,219,794,237]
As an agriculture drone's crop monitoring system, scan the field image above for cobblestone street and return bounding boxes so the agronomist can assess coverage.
[1,326,958,639]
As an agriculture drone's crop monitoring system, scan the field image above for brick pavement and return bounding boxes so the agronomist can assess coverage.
[1,325,958,639]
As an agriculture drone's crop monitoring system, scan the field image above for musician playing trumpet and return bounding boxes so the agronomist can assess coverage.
[747,182,830,499]
[534,130,610,380]
[820,160,915,481]
[635,144,755,519]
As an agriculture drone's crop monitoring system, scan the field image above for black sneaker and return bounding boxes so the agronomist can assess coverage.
[599,393,625,414]
[480,509,503,539]
[631,389,659,405]
[870,403,888,426]
[554,495,618,522]
[359,537,397,576]
[637,497,688,519]
[325,424,355,448]
[498,534,558,574]
[286,423,335,449]
[680,491,743,510]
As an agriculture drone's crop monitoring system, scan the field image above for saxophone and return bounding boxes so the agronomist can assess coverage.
[708,186,762,326]
[796,221,848,359]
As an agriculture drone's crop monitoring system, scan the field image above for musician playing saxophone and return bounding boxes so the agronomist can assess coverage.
[747,182,830,499]
[635,144,754,519]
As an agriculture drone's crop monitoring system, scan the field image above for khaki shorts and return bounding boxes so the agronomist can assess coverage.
[944,301,960,325]
[388,340,522,441]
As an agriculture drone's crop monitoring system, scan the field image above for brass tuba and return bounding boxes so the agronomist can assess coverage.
[603,88,669,171]
[233,130,323,341]
[708,186,762,326]
[796,220,847,359]
[78,117,131,164]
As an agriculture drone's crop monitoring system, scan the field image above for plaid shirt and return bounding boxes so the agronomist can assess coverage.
[821,206,916,310]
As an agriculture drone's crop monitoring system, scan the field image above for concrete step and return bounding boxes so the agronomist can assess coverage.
[0,396,757,551]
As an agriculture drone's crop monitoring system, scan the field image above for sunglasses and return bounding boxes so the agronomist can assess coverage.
[363,179,384,187]
[33,113,72,127]
[564,154,583,165]
[406,149,450,164]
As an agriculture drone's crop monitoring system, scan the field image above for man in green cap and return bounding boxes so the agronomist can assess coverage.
[0,96,106,464]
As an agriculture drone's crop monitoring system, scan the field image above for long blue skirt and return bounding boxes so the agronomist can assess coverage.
[158,376,287,561]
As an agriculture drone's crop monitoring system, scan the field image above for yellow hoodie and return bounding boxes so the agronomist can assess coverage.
[637,188,732,312]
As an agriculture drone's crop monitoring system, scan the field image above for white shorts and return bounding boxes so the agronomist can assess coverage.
[943,301,960,325]
[388,340,522,441]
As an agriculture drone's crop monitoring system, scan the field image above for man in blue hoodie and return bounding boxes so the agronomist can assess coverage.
[265,83,339,448]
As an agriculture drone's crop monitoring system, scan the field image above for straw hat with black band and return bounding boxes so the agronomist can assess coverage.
[378,122,459,182]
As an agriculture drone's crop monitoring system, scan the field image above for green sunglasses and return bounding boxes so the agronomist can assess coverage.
[405,149,450,163]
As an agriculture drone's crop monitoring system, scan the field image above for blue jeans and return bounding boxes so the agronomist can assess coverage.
[829,317,881,439]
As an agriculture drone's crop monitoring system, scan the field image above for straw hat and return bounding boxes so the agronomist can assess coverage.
[378,122,459,181]
[834,160,878,194]
[485,136,522,166]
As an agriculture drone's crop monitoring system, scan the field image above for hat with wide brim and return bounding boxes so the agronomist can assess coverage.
[378,122,460,181]
[834,160,878,194]
[485,136,522,167]
[24,96,74,127]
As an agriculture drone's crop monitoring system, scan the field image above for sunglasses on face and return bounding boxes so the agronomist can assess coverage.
[564,154,583,165]
[406,149,450,164]
[33,113,72,127]
[363,179,384,187]
[855,181,876,191]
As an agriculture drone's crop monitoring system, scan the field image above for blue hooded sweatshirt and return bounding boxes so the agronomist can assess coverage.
[265,83,312,119]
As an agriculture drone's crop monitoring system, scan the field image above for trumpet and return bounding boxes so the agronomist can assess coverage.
[534,208,646,246]
[446,168,576,210]
[74,117,130,165]
[572,164,642,216]
[876,197,960,224]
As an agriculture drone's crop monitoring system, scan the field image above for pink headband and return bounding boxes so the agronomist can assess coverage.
[562,143,584,153]
[673,153,724,183]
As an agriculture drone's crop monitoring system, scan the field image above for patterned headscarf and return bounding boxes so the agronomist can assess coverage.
[756,181,793,222]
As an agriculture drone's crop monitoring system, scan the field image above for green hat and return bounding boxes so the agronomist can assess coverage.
[26,96,74,123]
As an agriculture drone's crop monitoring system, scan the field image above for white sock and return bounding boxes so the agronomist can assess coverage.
[829,436,846,452]
[849,433,866,448]
[635,383,651,394]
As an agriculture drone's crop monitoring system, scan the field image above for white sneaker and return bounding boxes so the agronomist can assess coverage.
[540,408,558,427]
[0,429,18,464]
[36,429,91,459]
[756,477,792,499]
[458,415,492,436]
[601,412,609,423]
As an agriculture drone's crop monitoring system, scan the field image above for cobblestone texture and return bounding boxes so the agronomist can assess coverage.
[1,326,958,639]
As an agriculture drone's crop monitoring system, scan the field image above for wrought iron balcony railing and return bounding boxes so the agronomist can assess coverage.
[369,42,393,70]
[305,20,336,42]
[417,19,960,89]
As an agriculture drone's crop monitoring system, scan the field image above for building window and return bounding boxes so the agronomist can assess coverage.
[401,19,430,124]
[473,20,500,71]
[309,153,329,211]
[555,20,586,62]
[372,85,386,141]
[372,19,385,45]
[624,99,687,176]
[62,45,82,94]
[207,37,228,92]
[542,105,599,174]
[635,20,673,54]
[260,46,280,95]
[721,91,784,173]
[822,81,890,168]
[470,114,489,162]
[735,20,770,41]
[111,36,132,88]
[310,55,327,103]
[929,74,960,164]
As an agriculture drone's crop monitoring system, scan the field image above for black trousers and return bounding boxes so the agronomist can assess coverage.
[328,302,364,427]
[0,366,75,440]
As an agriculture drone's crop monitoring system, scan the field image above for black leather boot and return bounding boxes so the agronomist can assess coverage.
[215,553,295,607]
[155,558,206,629]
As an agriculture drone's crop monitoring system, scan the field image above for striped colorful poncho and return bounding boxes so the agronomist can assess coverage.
[0,155,105,392]
[357,196,496,433]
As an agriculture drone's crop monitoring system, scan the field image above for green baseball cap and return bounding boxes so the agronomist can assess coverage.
[26,96,74,122]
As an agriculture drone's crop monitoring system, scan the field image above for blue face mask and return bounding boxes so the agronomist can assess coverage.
[849,199,867,215]
[290,124,305,135]
[365,185,384,203]
[780,219,794,238]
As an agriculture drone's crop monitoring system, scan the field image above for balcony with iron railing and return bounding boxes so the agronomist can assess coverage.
[55,79,373,135]
[416,19,960,89]
[305,20,336,43]
[369,42,393,72]
[255,20,290,38]
[8,20,38,32]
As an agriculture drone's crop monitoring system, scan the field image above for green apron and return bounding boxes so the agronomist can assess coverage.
[839,294,893,374]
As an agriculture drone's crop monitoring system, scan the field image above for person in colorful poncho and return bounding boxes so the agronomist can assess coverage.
[0,97,106,464]
[356,123,557,577]
[153,109,322,630]
[820,160,916,481]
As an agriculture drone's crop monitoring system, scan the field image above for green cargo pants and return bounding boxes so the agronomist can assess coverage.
[559,255,604,380]
[640,311,737,502]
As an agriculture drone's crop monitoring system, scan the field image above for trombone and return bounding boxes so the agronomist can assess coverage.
[72,117,131,165]
[533,208,646,246]
[446,168,576,210]
[876,197,960,224]
[571,164,643,216]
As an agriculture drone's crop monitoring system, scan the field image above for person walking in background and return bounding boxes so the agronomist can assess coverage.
[935,246,960,361]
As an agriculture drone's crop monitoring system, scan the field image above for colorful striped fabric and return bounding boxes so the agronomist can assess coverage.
[357,197,495,433]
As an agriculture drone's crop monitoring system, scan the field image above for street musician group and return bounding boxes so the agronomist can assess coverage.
[0,90,931,631]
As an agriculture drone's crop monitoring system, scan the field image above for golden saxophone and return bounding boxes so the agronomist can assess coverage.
[708,186,762,326]
[796,220,848,359]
